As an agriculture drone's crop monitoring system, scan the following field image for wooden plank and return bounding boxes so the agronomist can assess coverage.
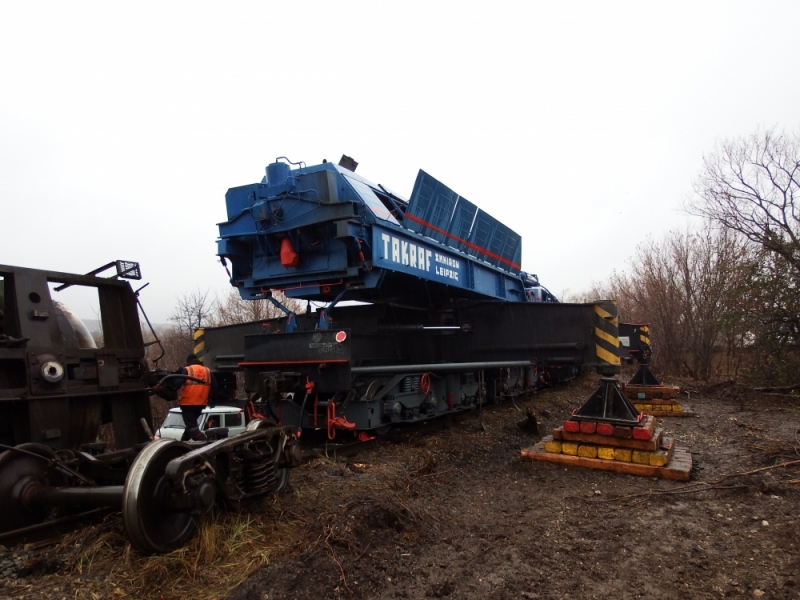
[553,426,663,452]
[625,385,681,400]
[640,409,696,418]
[635,399,680,406]
[521,439,692,481]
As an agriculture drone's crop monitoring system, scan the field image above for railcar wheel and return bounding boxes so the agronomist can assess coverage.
[122,440,194,553]
[0,443,65,533]
[245,419,288,494]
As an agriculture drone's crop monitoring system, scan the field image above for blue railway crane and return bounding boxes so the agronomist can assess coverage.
[204,154,620,441]
[216,156,557,314]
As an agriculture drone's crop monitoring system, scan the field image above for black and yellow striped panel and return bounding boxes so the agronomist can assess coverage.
[593,302,621,367]
[639,325,650,346]
[193,328,205,363]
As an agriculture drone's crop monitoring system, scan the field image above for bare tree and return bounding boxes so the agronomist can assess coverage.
[688,126,800,275]
[145,326,194,372]
[209,289,306,327]
[586,227,752,380]
[687,127,800,384]
[737,249,800,382]
[672,228,754,379]
[169,289,213,341]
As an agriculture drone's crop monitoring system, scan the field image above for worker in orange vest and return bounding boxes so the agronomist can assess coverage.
[178,354,215,441]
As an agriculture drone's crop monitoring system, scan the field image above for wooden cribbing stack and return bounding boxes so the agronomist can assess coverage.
[617,323,691,416]
[622,364,692,417]
[521,378,692,480]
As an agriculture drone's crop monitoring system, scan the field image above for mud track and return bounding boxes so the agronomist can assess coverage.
[2,370,799,599]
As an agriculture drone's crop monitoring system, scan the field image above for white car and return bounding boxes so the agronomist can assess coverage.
[154,406,248,440]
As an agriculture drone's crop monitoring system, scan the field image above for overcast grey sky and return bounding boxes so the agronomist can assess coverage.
[2,1,798,322]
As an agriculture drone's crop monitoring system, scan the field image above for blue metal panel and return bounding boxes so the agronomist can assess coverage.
[406,171,521,272]
[224,184,258,221]
[468,210,495,264]
[447,197,478,252]
[466,210,522,271]
[342,173,401,225]
[405,170,458,244]
[486,219,521,271]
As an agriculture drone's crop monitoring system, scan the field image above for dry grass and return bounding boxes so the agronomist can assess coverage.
[40,500,299,600]
[10,425,471,599]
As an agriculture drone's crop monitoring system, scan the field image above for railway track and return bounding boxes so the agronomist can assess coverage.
[0,509,110,549]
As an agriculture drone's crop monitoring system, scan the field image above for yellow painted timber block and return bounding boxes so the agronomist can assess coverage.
[578,445,598,458]
[632,450,651,465]
[562,442,579,456]
[614,448,632,462]
[554,426,662,452]
[521,439,693,481]
[672,404,683,411]
[597,447,615,460]
[650,437,676,467]
[649,450,669,467]
[544,440,562,454]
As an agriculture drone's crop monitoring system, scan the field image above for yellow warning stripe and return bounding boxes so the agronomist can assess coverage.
[596,344,621,365]
[595,326,619,347]
[639,334,650,344]
[594,305,619,327]
[193,328,205,361]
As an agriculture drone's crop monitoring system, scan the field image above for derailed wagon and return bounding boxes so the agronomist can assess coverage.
[200,299,622,440]
[0,262,300,553]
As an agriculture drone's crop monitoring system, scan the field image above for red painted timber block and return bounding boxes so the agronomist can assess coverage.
[563,420,580,433]
[579,421,597,434]
[596,423,614,436]
[613,425,632,438]
[632,416,657,440]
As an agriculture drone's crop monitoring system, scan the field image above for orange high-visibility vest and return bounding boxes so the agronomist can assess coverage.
[179,364,211,406]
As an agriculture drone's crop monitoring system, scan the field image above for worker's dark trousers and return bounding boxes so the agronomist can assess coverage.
[180,405,206,441]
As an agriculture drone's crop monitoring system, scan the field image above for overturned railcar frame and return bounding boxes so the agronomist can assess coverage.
[0,263,152,452]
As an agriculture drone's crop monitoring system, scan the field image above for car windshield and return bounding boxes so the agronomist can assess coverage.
[161,412,185,428]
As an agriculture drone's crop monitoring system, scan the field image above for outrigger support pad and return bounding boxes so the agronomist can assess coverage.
[570,377,642,426]
[628,364,661,386]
